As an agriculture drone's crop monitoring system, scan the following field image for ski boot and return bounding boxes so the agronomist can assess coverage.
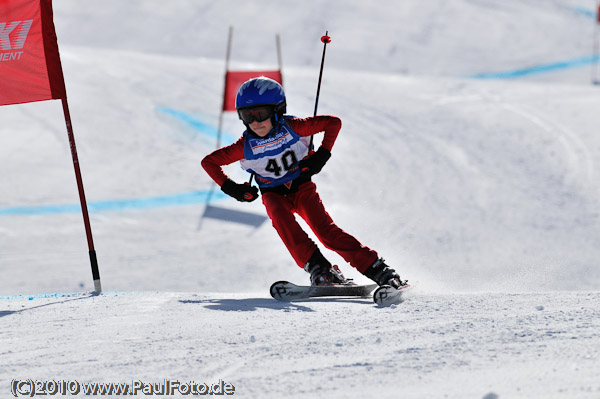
[304,249,348,286]
[364,258,408,289]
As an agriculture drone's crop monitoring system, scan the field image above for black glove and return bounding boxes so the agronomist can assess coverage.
[298,147,331,178]
[221,179,259,202]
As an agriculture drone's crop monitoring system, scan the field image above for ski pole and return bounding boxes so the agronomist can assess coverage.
[314,31,331,117]
[310,31,331,149]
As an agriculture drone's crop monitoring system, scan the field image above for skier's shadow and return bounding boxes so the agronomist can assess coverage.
[180,297,370,312]
[180,298,320,312]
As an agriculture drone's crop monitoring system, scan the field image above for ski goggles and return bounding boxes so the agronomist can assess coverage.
[238,106,274,124]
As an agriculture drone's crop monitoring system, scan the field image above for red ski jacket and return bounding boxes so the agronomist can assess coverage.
[202,115,341,187]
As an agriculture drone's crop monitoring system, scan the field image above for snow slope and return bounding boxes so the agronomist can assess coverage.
[2,0,600,398]
[2,290,600,399]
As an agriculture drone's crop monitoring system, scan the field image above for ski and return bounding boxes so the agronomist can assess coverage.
[373,284,411,306]
[270,280,378,301]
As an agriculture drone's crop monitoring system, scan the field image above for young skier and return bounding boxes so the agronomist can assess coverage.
[202,77,407,289]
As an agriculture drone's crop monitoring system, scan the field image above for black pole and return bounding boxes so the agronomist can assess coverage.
[61,98,102,293]
[313,31,331,117]
[311,31,331,149]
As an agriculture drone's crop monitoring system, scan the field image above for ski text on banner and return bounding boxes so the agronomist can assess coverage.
[0,0,66,106]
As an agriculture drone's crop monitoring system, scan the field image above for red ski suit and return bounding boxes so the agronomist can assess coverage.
[201,115,378,273]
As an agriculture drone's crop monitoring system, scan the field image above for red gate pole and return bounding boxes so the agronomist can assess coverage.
[61,98,102,293]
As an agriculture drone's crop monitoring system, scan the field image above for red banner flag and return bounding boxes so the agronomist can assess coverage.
[0,0,66,106]
[222,70,283,111]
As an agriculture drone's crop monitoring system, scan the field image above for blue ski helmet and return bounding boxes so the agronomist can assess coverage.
[235,77,286,122]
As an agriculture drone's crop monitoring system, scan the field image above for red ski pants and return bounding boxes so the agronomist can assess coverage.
[262,181,378,273]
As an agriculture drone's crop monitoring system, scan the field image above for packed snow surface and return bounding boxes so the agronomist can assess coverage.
[2,0,600,398]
